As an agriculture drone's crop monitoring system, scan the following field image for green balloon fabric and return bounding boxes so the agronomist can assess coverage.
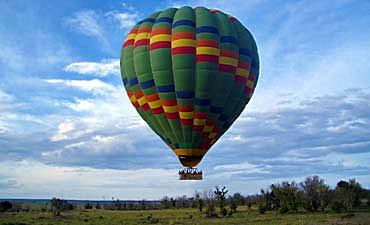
[120,6,259,167]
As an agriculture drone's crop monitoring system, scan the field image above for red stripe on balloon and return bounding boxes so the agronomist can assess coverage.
[235,75,247,84]
[180,119,192,125]
[249,74,256,82]
[219,64,236,74]
[134,39,149,48]
[172,47,195,55]
[152,107,164,114]
[122,39,134,48]
[192,125,203,131]
[196,55,218,63]
[142,103,150,112]
[161,99,177,106]
[150,41,171,50]
[166,112,179,119]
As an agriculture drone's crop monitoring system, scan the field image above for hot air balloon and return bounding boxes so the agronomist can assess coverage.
[120,6,259,180]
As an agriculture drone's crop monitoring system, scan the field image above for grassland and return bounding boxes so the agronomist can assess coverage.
[1,206,370,225]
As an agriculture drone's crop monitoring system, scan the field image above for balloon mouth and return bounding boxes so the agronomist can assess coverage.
[173,148,207,168]
[178,155,204,167]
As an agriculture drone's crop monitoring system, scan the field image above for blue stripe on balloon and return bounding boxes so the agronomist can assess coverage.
[239,48,252,57]
[195,98,210,106]
[210,106,222,113]
[138,18,156,24]
[128,77,139,86]
[219,114,228,121]
[155,17,173,24]
[140,79,155,89]
[196,26,219,34]
[220,36,238,44]
[122,78,128,85]
[172,20,196,28]
[157,85,175,92]
[176,91,194,98]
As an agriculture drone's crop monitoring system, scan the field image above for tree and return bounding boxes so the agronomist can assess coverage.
[301,176,329,212]
[51,198,63,216]
[194,191,204,212]
[203,190,217,217]
[214,186,228,216]
[271,181,299,213]
[160,196,170,209]
[84,202,93,209]
[334,179,363,211]
[0,201,12,212]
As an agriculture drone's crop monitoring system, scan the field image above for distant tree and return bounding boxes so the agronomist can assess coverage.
[84,202,93,210]
[214,186,228,216]
[204,190,217,217]
[301,176,329,212]
[0,201,12,212]
[333,179,363,211]
[271,181,299,213]
[95,202,101,209]
[51,198,63,216]
[194,191,204,212]
[160,196,170,209]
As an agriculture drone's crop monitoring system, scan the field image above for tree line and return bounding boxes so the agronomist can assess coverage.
[1,176,369,218]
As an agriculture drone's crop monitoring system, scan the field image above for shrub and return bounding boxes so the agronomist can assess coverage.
[0,201,13,212]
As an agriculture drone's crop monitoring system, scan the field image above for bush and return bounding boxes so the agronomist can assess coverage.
[258,203,267,214]
[0,201,13,212]
[331,201,345,213]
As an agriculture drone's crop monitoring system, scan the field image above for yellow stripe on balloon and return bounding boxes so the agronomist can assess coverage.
[135,32,150,41]
[236,68,249,77]
[150,34,171,44]
[148,99,161,109]
[193,118,206,126]
[138,96,147,106]
[172,39,196,48]
[246,80,254,89]
[163,105,177,113]
[220,56,238,67]
[203,125,214,133]
[208,132,217,139]
[130,95,137,103]
[179,111,193,119]
[126,33,136,41]
[196,47,219,56]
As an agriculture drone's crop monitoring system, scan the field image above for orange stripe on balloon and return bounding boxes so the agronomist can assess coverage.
[137,26,152,33]
[151,28,171,36]
[171,32,195,40]
[177,105,193,112]
[161,99,177,106]
[220,49,238,59]
[196,40,219,48]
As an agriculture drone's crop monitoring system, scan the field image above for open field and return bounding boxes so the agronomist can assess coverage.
[1,206,370,225]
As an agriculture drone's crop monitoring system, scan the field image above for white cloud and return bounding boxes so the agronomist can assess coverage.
[106,11,139,30]
[51,121,75,141]
[45,79,116,94]
[0,159,199,200]
[65,10,109,48]
[64,59,120,77]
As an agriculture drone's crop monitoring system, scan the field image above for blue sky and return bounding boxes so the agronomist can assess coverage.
[1,0,370,200]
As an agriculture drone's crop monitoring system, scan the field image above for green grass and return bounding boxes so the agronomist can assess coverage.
[1,206,370,225]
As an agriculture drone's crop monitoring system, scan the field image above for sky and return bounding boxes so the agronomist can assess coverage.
[0,0,370,200]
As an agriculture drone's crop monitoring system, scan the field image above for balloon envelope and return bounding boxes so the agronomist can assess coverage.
[120,6,259,167]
